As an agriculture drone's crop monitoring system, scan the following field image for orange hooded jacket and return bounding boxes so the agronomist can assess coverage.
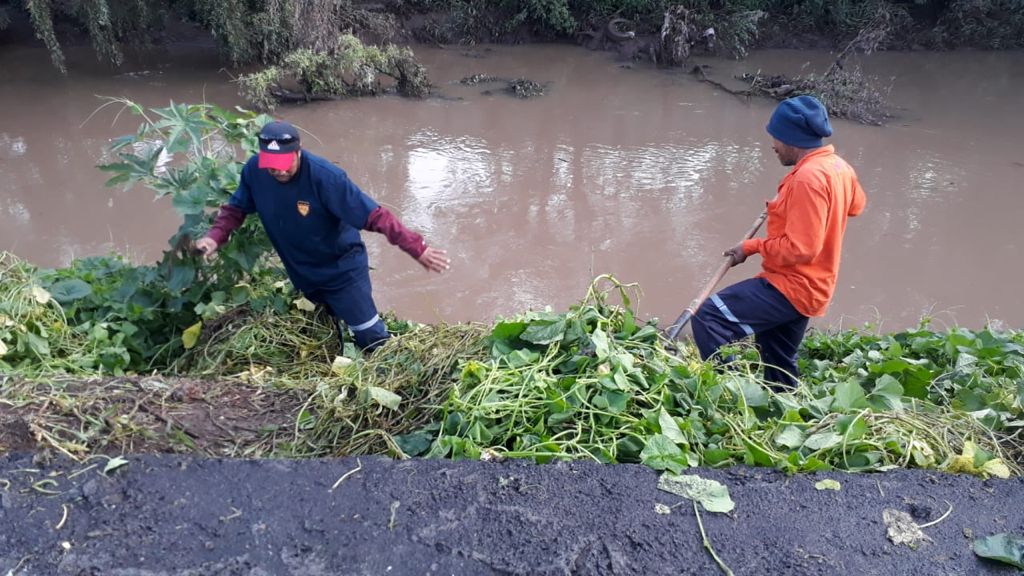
[742,145,866,317]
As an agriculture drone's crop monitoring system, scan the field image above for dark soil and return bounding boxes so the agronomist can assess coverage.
[1,454,1022,575]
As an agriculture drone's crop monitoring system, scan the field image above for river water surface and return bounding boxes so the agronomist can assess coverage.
[2,42,1022,330]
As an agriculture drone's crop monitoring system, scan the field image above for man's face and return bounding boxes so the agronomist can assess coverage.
[267,150,301,183]
[771,138,798,167]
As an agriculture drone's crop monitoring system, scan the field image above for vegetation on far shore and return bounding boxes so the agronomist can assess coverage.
[1,102,1021,479]
[7,0,1024,75]
[4,1,1023,118]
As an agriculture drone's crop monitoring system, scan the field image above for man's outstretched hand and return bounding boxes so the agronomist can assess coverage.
[193,237,219,258]
[418,246,450,273]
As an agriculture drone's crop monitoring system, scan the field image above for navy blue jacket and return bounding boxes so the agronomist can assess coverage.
[228,151,379,292]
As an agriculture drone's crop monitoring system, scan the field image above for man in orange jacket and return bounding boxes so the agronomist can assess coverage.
[691,95,866,387]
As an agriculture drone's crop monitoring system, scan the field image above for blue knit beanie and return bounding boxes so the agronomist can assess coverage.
[766,95,832,148]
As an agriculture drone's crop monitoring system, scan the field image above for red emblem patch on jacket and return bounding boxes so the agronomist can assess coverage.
[297,201,310,217]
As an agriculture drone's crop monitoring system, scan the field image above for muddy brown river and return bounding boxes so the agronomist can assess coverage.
[2,42,1022,330]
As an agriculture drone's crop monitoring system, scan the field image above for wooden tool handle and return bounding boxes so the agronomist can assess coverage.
[666,210,768,341]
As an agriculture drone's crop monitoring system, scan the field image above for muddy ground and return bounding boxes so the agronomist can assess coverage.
[0,377,305,458]
[1,454,1022,576]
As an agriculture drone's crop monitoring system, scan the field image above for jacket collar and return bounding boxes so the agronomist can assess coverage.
[792,144,834,172]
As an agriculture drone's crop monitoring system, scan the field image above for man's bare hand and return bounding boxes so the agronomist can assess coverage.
[418,247,450,273]
[724,243,747,267]
[193,237,219,258]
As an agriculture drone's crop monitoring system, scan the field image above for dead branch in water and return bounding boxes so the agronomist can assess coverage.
[825,6,896,78]
[689,65,752,101]
[691,5,895,125]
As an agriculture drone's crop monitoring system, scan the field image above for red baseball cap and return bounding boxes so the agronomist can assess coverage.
[257,121,301,171]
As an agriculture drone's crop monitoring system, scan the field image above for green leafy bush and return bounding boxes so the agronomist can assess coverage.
[237,35,430,111]
[0,101,297,374]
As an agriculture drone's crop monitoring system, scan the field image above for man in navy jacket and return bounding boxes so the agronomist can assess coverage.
[194,120,449,352]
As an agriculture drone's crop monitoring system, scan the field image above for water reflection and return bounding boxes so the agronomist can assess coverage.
[0,133,28,160]
[903,154,964,239]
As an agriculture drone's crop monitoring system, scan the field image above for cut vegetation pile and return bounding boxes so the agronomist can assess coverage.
[2,258,1022,480]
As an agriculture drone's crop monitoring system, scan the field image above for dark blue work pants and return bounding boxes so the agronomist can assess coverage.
[306,270,389,353]
[691,278,809,387]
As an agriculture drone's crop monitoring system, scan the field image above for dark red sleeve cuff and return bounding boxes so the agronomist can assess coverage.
[206,204,247,246]
[365,206,427,259]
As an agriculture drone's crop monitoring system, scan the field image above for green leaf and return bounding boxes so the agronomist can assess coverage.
[614,436,644,461]
[843,451,883,471]
[394,429,435,457]
[107,135,138,152]
[832,380,868,411]
[814,479,841,491]
[736,378,769,407]
[103,456,130,475]
[656,473,735,513]
[743,439,776,467]
[775,425,806,449]
[868,375,904,411]
[601,390,628,414]
[166,262,196,293]
[980,459,1011,479]
[102,169,134,188]
[181,322,202,350]
[48,279,93,304]
[640,434,688,474]
[803,431,843,451]
[902,368,931,400]
[366,387,401,411]
[875,357,911,375]
[505,349,541,368]
[800,457,831,473]
[591,328,610,360]
[836,414,867,441]
[25,332,50,357]
[658,408,686,444]
[491,321,527,342]
[621,308,637,337]
[632,325,659,342]
[702,449,734,466]
[611,369,631,391]
[466,421,494,444]
[973,533,1024,569]
[443,413,465,436]
[171,187,208,216]
[520,318,567,345]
